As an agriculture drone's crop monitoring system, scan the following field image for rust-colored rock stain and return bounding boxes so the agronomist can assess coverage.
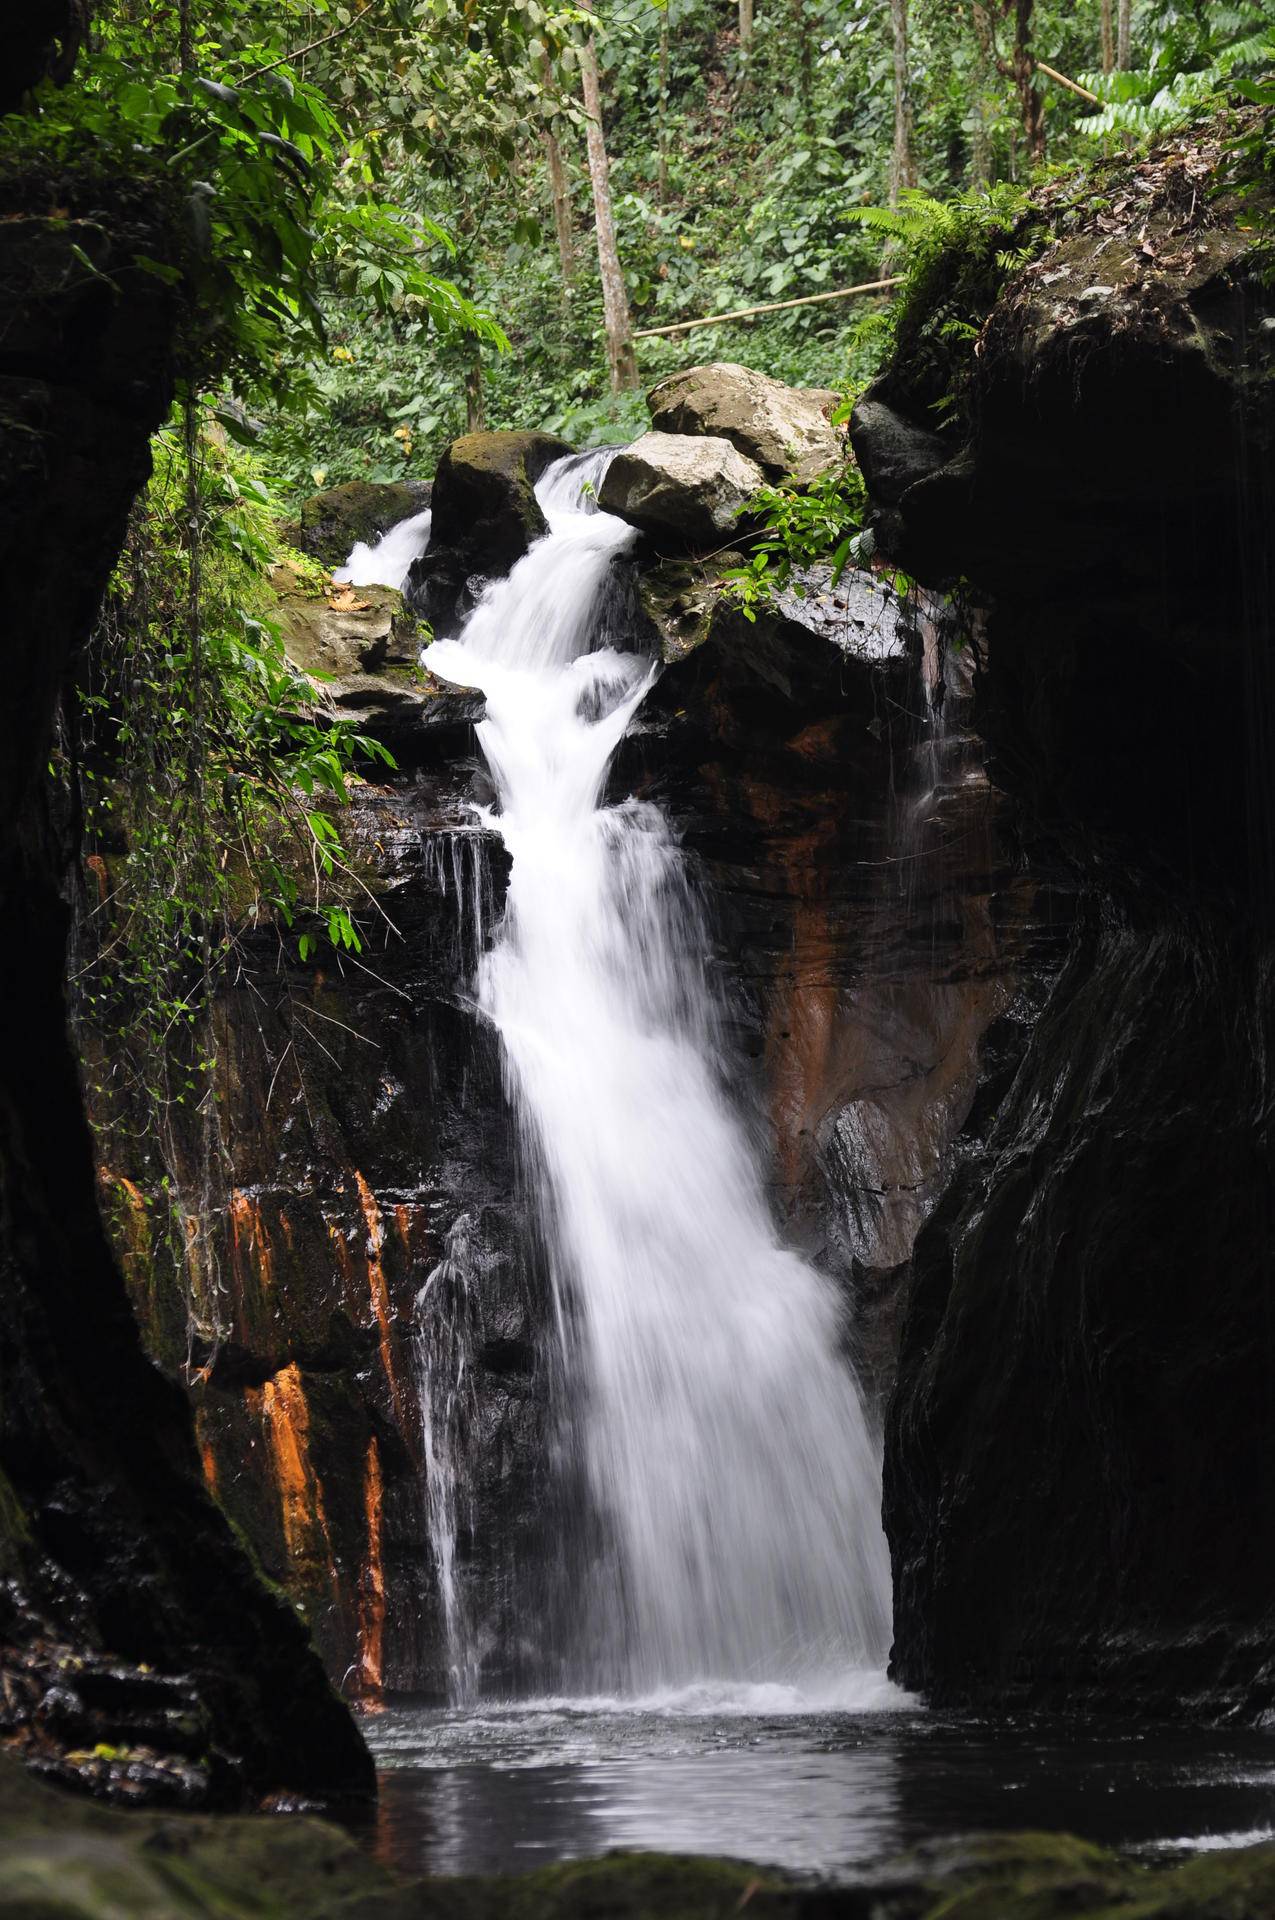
[357,1435,386,1697]
[354,1170,410,1433]
[251,1363,334,1577]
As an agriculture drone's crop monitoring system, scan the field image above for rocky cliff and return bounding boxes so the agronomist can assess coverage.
[87,375,1061,1698]
[854,115,1275,1714]
[0,152,371,1802]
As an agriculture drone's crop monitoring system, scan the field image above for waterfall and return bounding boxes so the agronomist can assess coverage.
[334,506,432,590]
[425,451,891,1696]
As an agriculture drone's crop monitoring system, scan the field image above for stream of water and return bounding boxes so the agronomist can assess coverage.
[368,1700,1275,1879]
[347,469,1275,1884]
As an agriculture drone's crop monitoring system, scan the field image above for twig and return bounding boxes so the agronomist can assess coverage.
[242,3,377,82]
[1036,60,1100,104]
[633,277,905,339]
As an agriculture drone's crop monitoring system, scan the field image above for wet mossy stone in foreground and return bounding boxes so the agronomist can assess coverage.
[4,1758,1275,1919]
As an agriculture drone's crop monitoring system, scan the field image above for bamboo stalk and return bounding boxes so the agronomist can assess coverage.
[633,276,905,340]
[1035,59,1100,103]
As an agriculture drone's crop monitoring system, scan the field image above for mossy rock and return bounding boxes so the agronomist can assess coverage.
[3,1765,1275,1920]
[409,430,574,635]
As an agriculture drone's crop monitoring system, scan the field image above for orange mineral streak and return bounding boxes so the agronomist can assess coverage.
[258,1363,335,1574]
[229,1188,275,1302]
[353,1170,410,1433]
[97,1170,153,1308]
[194,1411,220,1498]
[357,1436,387,1697]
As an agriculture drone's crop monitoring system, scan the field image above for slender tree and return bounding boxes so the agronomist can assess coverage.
[889,0,916,205]
[970,2,995,184]
[738,0,754,88]
[465,348,486,431]
[998,0,1044,164]
[1100,0,1114,72]
[1116,0,1132,69]
[579,3,637,390]
[657,2,670,200]
[540,53,575,296]
[792,0,816,139]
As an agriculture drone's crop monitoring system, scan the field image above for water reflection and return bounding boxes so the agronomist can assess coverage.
[369,1701,1275,1879]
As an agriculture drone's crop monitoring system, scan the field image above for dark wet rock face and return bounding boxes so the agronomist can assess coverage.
[623,576,1063,1409]
[90,764,539,1702]
[869,121,1275,1715]
[0,170,372,1802]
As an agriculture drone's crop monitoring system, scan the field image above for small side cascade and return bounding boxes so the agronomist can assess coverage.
[422,828,493,979]
[413,1212,483,1700]
[333,507,432,590]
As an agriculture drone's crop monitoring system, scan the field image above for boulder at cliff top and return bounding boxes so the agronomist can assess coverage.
[648,362,842,486]
[281,479,430,568]
[599,430,765,549]
[407,429,573,634]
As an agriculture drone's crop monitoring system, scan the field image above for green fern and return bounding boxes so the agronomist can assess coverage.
[843,184,1037,428]
[1077,4,1275,141]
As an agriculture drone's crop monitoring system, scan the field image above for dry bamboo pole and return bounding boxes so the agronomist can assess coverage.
[633,276,904,340]
[1035,59,1100,104]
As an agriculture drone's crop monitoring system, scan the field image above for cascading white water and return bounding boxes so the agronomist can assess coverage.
[334,506,433,589]
[425,450,892,1694]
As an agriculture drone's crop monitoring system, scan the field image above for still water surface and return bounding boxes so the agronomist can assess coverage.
[366,1683,1275,1879]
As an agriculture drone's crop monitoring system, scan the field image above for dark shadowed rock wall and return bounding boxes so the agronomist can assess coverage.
[856,120,1275,1714]
[0,166,371,1801]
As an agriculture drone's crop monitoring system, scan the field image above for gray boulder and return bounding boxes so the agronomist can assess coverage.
[647,362,842,486]
[848,390,952,506]
[598,431,765,550]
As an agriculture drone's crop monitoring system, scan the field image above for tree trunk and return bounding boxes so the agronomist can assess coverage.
[465,347,486,431]
[1100,0,1114,73]
[540,54,574,296]
[970,3,994,185]
[658,6,670,200]
[738,0,753,92]
[1116,0,1132,69]
[1002,0,1045,164]
[889,0,916,205]
[579,13,637,392]
[792,0,816,138]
